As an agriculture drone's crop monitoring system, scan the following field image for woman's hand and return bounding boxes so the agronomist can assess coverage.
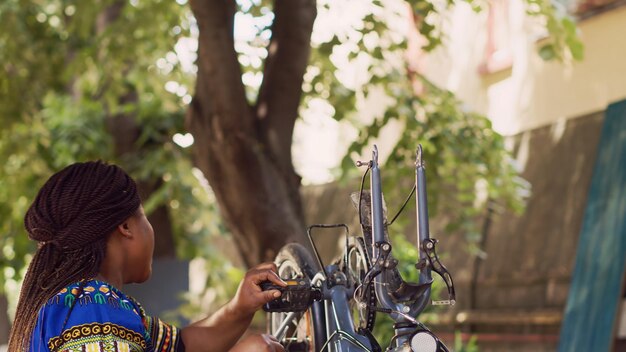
[228,262,287,321]
[230,334,285,352]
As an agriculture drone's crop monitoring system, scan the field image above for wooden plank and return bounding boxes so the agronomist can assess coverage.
[558,100,626,352]
[422,309,563,325]
[438,332,559,344]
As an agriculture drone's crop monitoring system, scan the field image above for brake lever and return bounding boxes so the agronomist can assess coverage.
[421,238,456,306]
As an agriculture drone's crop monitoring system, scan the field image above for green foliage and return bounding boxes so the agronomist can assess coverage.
[455,331,480,352]
[299,0,535,249]
[528,0,584,61]
[0,0,223,297]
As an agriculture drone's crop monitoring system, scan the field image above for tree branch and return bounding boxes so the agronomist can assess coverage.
[189,0,251,136]
[256,0,316,174]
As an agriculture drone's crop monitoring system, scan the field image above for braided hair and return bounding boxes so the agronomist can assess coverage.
[8,161,141,351]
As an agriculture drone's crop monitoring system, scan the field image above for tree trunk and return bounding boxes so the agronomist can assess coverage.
[0,293,8,345]
[187,0,316,266]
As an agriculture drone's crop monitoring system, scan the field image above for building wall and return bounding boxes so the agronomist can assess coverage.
[421,2,626,137]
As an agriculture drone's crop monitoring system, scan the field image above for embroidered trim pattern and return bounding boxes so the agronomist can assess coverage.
[47,322,147,351]
[148,316,181,351]
[49,282,136,312]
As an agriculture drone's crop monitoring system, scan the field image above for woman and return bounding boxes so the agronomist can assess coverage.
[8,161,286,351]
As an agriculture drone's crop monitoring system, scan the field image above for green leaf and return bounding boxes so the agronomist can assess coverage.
[567,37,584,61]
[538,44,557,60]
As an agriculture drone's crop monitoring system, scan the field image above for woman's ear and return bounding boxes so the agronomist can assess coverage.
[117,221,133,238]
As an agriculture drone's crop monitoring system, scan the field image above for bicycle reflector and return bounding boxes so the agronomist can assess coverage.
[410,329,448,352]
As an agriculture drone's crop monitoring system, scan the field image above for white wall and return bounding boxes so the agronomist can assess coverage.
[422,2,626,136]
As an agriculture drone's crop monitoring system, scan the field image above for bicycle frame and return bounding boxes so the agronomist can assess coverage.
[272,268,371,351]
[269,145,453,352]
[317,269,372,351]
[370,146,433,348]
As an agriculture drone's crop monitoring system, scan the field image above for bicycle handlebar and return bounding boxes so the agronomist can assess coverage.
[368,144,455,320]
[415,145,432,283]
[369,146,432,319]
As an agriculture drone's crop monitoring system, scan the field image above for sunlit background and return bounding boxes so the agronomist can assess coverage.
[1,0,625,350]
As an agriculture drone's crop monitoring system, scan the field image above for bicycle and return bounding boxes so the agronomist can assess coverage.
[263,145,456,352]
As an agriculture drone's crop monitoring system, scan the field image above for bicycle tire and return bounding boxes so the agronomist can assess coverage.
[268,243,326,352]
[343,236,377,332]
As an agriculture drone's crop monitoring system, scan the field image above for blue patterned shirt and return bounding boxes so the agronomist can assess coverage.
[30,280,184,352]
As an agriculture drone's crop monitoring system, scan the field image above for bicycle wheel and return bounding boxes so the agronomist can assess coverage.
[268,243,326,352]
[343,236,377,332]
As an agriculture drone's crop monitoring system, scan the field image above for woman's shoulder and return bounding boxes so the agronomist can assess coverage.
[42,279,147,330]
[32,279,150,351]
[46,280,139,310]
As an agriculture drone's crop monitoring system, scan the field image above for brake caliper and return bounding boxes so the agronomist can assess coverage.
[421,238,456,306]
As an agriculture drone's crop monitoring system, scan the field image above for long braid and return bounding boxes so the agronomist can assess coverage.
[8,161,140,352]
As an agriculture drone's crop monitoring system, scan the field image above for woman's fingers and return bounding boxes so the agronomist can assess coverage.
[247,264,286,287]
[262,334,285,352]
